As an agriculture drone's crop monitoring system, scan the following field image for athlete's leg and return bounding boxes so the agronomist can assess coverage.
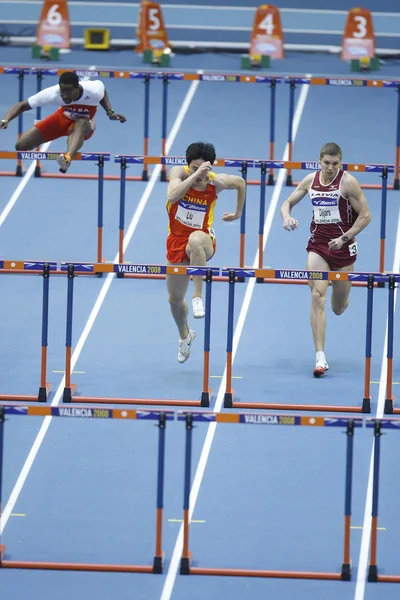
[166,271,191,340]
[331,262,354,315]
[66,119,92,158]
[307,251,330,375]
[186,229,214,293]
[15,126,46,151]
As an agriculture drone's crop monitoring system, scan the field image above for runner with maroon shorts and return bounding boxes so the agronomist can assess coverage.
[280,142,371,377]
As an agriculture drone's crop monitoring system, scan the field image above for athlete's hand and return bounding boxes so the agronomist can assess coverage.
[109,113,127,123]
[328,236,344,251]
[222,212,241,222]
[283,217,298,231]
[0,120,9,130]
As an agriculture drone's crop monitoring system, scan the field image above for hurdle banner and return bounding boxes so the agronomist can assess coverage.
[114,155,393,273]
[0,405,170,573]
[179,411,361,580]
[60,264,217,408]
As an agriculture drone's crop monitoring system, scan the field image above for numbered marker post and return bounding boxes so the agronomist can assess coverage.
[36,0,71,48]
[249,4,284,66]
[136,0,170,64]
[341,7,376,66]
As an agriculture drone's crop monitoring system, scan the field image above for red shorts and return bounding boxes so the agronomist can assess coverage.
[35,111,95,142]
[307,237,357,271]
[166,230,216,264]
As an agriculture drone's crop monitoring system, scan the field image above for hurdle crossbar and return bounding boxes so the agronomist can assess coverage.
[178,411,361,581]
[0,405,171,573]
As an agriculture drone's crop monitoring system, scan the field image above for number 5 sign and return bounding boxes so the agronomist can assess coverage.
[250,4,284,60]
[36,0,70,48]
[341,7,375,60]
[136,1,170,54]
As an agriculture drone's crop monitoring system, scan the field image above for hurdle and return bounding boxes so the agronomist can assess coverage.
[284,76,400,190]
[60,263,215,407]
[367,417,400,582]
[0,405,170,573]
[0,261,56,403]
[178,411,361,581]
[0,151,109,264]
[221,268,393,414]
[116,155,393,273]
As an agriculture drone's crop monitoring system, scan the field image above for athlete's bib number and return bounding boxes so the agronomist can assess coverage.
[175,201,206,229]
[313,204,341,224]
[348,241,358,257]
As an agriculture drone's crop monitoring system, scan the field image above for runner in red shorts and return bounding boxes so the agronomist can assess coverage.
[0,71,126,173]
[166,142,246,363]
[280,142,371,377]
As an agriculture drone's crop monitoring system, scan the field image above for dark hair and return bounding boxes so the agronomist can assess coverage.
[59,71,79,87]
[186,142,216,166]
[320,142,342,159]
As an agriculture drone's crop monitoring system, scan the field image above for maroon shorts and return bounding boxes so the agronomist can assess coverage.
[306,237,357,271]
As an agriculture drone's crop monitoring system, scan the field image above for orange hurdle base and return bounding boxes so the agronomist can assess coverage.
[181,565,343,580]
[69,396,203,407]
[230,401,369,413]
[374,575,400,583]
[0,382,51,403]
[1,560,155,573]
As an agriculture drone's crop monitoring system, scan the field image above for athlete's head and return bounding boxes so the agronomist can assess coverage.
[186,142,216,182]
[319,142,342,179]
[59,71,80,104]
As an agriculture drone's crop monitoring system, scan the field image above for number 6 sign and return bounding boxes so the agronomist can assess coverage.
[341,7,375,60]
[36,0,70,48]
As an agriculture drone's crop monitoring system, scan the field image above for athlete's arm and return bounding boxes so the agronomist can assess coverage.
[328,174,371,251]
[0,101,31,128]
[167,162,212,204]
[99,88,126,122]
[215,173,246,221]
[280,174,313,231]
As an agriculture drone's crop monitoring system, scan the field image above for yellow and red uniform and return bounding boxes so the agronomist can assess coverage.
[166,167,218,263]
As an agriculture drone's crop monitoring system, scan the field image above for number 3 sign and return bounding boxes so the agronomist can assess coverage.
[341,7,375,60]
[36,0,71,48]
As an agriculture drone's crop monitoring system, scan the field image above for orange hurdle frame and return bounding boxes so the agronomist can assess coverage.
[0,405,170,573]
[179,411,361,581]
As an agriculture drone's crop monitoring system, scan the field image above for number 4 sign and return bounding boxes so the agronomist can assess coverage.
[36,0,70,48]
[341,7,375,60]
[250,4,284,60]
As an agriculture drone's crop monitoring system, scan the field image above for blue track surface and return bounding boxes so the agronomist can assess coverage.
[0,45,400,600]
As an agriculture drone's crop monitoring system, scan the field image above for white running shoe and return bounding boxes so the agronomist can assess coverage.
[178,330,196,363]
[57,153,71,174]
[313,359,330,378]
[192,297,205,319]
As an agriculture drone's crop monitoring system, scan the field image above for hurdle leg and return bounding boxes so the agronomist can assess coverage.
[118,157,127,269]
[63,265,77,402]
[379,168,388,273]
[160,74,168,182]
[257,163,267,275]
[153,413,167,573]
[142,74,151,181]
[0,407,6,563]
[362,275,374,413]
[97,154,105,264]
[224,270,236,408]
[285,79,295,186]
[201,269,213,407]
[180,414,193,575]
[16,70,25,177]
[394,84,400,190]
[368,421,382,582]
[239,161,248,270]
[34,69,43,177]
[268,78,276,185]
[384,276,395,414]
[341,420,355,580]
[38,263,51,402]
